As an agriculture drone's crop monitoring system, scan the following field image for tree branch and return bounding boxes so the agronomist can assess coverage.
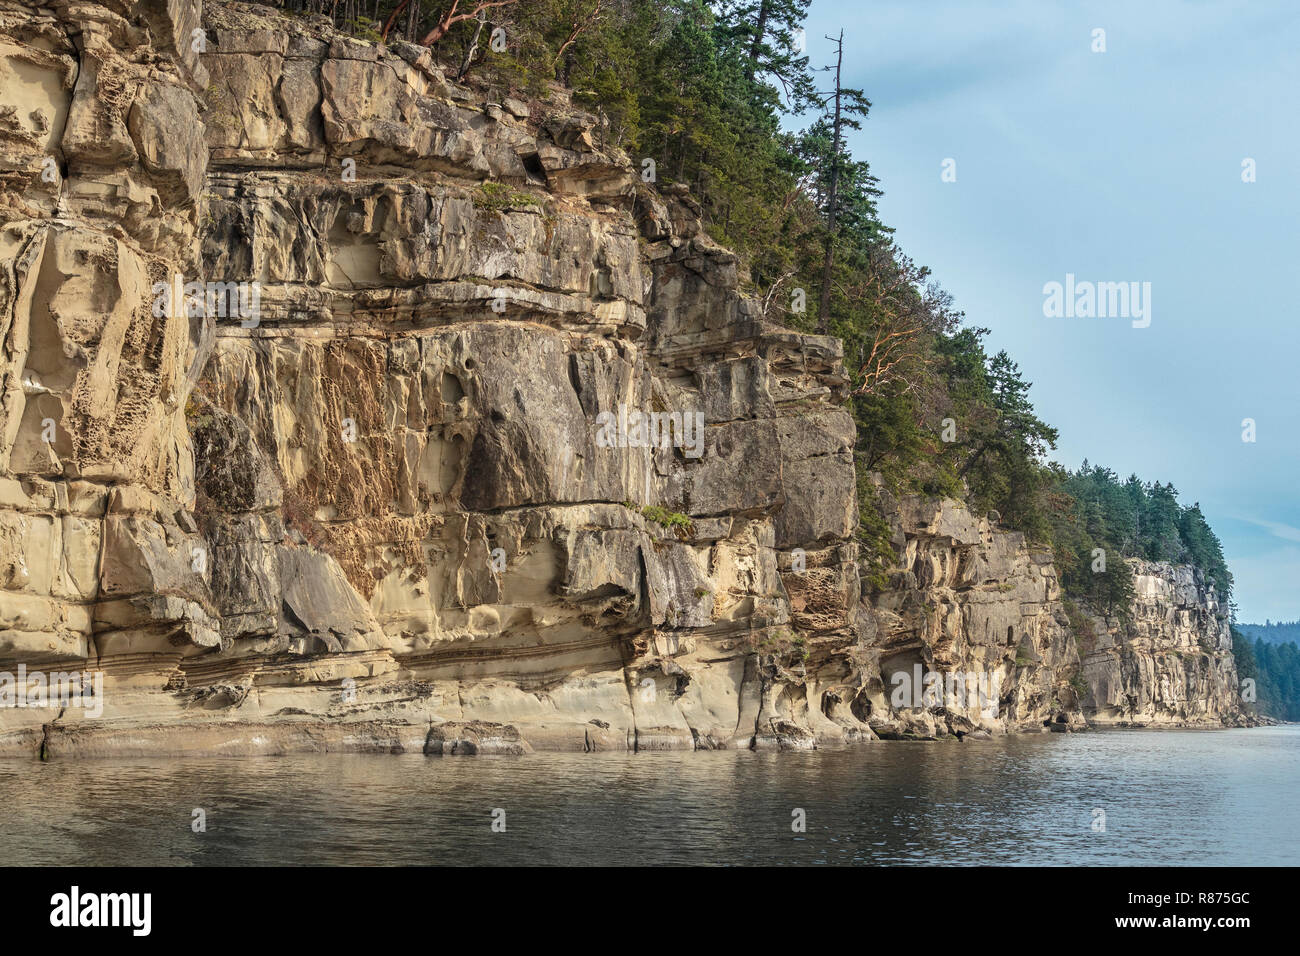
[380,0,413,41]
[552,0,605,68]
[419,0,517,47]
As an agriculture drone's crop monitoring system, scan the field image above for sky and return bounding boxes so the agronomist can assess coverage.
[798,0,1300,622]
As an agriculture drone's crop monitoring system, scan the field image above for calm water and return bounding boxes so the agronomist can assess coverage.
[1,726,1295,865]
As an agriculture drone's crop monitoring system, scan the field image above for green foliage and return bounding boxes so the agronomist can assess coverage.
[961,352,1057,499]
[1178,502,1233,594]
[247,1,1238,637]
[854,465,895,593]
[1237,620,1300,645]
[472,181,541,212]
[714,0,815,109]
[352,16,384,42]
[1042,462,1233,623]
[183,394,214,430]
[638,505,694,536]
[1231,625,1258,705]
[1067,671,1090,699]
[751,628,810,663]
[1237,630,1300,721]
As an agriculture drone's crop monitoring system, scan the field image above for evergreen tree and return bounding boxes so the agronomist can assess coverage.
[242,1,1243,633]
[715,0,815,110]
[1143,482,1183,563]
[806,30,870,333]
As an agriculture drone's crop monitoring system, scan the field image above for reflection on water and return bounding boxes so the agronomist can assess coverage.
[1,726,1295,866]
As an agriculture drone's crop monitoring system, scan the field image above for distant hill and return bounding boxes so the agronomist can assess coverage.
[1233,628,1300,721]
[1237,621,1300,646]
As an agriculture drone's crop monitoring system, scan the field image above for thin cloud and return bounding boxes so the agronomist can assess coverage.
[1231,516,1300,544]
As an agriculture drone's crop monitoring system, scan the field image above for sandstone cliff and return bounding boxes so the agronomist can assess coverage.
[0,0,1248,757]
[1080,560,1247,727]
[861,491,1089,739]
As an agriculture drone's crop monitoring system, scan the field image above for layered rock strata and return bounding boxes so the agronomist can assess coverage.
[1080,560,1247,727]
[0,0,1248,756]
[860,492,1089,739]
[0,0,866,755]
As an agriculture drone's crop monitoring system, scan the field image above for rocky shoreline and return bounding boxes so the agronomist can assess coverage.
[0,1,1253,760]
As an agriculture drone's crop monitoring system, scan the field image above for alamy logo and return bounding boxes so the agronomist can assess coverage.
[890,665,1002,718]
[0,666,103,719]
[152,274,261,327]
[49,886,151,936]
[594,404,705,458]
[1042,273,1151,328]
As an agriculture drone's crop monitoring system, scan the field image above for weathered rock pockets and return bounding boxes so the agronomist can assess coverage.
[0,0,1249,756]
[1079,560,1249,727]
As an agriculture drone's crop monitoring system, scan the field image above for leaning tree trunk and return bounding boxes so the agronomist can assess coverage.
[457,9,487,78]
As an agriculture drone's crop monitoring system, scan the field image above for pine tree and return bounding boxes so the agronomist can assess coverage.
[808,30,870,334]
[715,0,815,109]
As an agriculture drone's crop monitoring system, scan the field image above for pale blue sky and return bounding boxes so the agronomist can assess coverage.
[800,0,1300,621]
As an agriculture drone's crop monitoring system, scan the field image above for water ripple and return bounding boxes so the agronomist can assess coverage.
[0,726,1295,866]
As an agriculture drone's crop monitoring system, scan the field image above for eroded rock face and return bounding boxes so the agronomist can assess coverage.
[858,499,1251,735]
[1081,560,1247,727]
[0,1,1247,756]
[0,0,867,756]
[0,0,209,678]
[859,492,1088,739]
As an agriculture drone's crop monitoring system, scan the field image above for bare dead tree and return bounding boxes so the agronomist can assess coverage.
[457,8,488,77]
[816,29,844,335]
[761,271,797,321]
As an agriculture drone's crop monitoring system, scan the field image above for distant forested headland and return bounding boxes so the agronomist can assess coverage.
[1233,626,1300,722]
[1237,621,1300,645]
